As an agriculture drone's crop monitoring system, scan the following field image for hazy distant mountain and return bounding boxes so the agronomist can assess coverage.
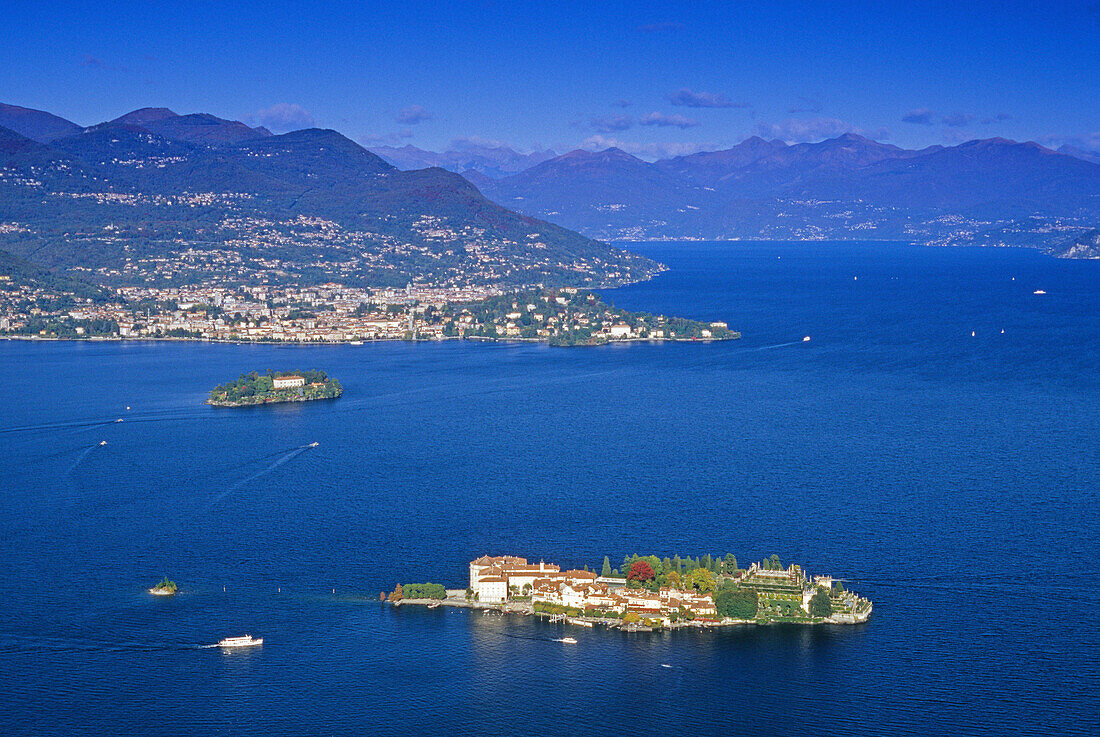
[0,107,657,290]
[652,137,789,185]
[370,143,557,178]
[481,134,1100,248]
[0,103,82,143]
[480,148,703,239]
[1058,144,1100,165]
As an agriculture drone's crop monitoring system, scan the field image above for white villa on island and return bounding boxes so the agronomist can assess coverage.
[272,375,306,389]
[469,555,718,620]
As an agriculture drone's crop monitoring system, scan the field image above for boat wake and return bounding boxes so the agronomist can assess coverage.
[203,442,318,511]
[0,634,227,654]
[747,340,804,352]
[66,441,105,475]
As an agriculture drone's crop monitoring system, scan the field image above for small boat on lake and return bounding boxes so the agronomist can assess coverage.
[558,637,578,644]
[217,634,263,648]
[802,336,811,342]
[1033,290,1046,295]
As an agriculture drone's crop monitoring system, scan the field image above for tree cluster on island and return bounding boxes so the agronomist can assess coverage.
[150,576,178,594]
[208,369,341,406]
[388,583,446,601]
[602,552,848,621]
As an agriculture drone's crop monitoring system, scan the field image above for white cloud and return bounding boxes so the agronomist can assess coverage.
[902,109,936,125]
[590,114,633,132]
[397,105,432,124]
[255,103,315,132]
[667,88,746,108]
[638,112,700,129]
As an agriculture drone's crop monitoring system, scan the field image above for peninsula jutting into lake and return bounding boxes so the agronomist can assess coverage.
[390,553,871,630]
[0,284,738,346]
[208,370,342,407]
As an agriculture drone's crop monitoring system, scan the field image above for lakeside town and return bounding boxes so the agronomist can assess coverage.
[390,554,872,631]
[0,279,737,345]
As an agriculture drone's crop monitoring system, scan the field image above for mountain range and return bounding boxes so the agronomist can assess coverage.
[0,104,657,291]
[369,143,557,179]
[473,134,1100,251]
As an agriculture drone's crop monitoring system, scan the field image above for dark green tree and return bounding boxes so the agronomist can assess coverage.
[714,586,758,619]
[809,589,833,618]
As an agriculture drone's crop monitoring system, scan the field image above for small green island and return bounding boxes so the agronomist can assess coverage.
[149,576,178,596]
[390,552,872,631]
[208,370,342,407]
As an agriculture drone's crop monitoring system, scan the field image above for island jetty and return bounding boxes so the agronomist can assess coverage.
[389,554,871,631]
[207,370,342,407]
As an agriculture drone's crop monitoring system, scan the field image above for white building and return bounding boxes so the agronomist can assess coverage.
[477,576,509,604]
[273,375,305,389]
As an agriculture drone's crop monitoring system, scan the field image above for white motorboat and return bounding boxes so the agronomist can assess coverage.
[217,634,263,648]
[558,636,578,644]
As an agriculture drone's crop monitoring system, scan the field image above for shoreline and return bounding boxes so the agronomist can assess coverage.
[393,595,871,629]
[0,334,740,347]
[207,393,342,408]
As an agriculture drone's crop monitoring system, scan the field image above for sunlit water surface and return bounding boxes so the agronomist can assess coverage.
[1,242,1097,736]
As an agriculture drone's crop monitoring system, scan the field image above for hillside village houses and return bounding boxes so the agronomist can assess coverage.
[469,555,719,621]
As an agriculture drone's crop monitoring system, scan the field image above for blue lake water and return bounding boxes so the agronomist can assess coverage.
[0,241,1097,735]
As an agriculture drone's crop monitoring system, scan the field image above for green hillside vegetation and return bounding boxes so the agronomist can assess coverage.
[0,121,659,290]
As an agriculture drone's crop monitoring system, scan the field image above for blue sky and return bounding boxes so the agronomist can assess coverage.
[3,0,1098,158]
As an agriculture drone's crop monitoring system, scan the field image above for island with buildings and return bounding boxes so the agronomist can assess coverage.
[208,370,342,407]
[0,281,738,346]
[389,553,872,630]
